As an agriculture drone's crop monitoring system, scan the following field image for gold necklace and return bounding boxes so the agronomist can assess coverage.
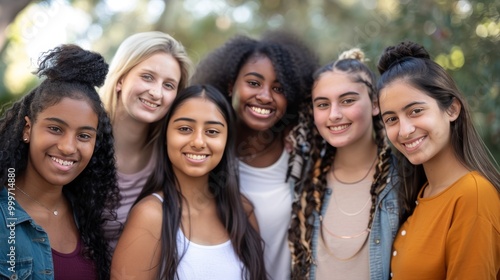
[17,187,60,216]
[332,154,378,185]
[320,217,371,261]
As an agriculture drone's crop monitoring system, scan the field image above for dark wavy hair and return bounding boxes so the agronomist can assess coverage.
[377,41,500,222]
[0,44,120,279]
[192,30,318,132]
[135,84,267,280]
[288,49,395,279]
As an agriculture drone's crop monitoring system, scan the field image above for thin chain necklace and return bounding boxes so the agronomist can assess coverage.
[332,154,378,185]
[17,187,60,216]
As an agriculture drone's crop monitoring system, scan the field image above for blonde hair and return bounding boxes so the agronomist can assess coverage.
[338,48,366,62]
[100,31,193,140]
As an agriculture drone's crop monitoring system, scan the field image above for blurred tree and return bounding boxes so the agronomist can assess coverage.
[1,0,499,160]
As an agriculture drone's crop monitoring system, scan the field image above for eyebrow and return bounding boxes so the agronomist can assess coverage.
[243,72,279,84]
[173,117,225,127]
[381,101,427,117]
[312,91,359,103]
[45,117,97,132]
[141,67,179,84]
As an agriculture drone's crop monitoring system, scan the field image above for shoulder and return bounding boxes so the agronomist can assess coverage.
[452,172,500,220]
[125,192,164,237]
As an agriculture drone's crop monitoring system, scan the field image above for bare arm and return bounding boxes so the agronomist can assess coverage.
[241,195,260,232]
[111,195,163,280]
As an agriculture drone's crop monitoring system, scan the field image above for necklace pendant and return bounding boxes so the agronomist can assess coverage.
[53,210,58,216]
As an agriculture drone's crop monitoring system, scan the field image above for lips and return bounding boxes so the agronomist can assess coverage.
[185,153,208,160]
[328,124,350,131]
[403,137,425,149]
[140,98,159,108]
[249,106,272,115]
[51,156,75,166]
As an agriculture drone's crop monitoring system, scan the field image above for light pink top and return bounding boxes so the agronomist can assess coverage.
[103,154,156,251]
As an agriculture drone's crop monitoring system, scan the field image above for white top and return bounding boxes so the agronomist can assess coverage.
[239,149,292,280]
[151,193,245,280]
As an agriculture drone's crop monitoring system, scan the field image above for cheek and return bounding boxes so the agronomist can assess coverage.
[384,126,399,144]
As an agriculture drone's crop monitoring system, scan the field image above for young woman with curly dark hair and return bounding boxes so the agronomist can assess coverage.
[111,85,266,280]
[288,48,401,280]
[192,30,319,280]
[0,44,119,279]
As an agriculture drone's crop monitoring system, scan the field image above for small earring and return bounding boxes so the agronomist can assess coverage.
[23,138,28,142]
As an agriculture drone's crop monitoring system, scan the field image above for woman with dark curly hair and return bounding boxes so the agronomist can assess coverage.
[193,30,318,280]
[288,48,401,280]
[0,44,119,279]
[377,41,500,279]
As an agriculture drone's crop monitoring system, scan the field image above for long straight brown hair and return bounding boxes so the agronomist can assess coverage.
[135,85,267,280]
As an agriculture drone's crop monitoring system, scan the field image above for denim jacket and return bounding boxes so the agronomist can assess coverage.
[0,187,54,279]
[309,156,400,280]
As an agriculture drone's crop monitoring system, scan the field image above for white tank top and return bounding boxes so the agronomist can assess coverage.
[151,193,246,280]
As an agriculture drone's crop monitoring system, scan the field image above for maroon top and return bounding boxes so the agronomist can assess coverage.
[52,239,97,280]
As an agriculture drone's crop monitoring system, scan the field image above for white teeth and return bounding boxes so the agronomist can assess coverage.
[404,137,424,148]
[250,106,271,115]
[51,157,74,166]
[186,154,207,160]
[140,98,159,108]
[329,124,349,131]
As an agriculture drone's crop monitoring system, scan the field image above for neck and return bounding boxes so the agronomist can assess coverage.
[235,123,284,163]
[422,146,469,197]
[113,108,154,171]
[176,172,214,210]
[15,174,65,210]
[334,140,378,170]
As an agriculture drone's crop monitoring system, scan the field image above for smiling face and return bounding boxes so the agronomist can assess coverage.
[117,52,181,124]
[312,71,378,149]
[166,97,228,180]
[231,55,287,131]
[23,97,98,187]
[379,80,460,166]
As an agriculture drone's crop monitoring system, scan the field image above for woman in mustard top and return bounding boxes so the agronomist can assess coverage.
[376,41,500,279]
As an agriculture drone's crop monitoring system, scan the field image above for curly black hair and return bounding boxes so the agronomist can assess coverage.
[0,44,120,279]
[192,29,319,126]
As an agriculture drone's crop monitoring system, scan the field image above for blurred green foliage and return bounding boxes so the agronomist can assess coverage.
[1,0,498,161]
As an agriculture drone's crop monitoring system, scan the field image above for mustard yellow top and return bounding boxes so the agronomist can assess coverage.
[391,171,500,280]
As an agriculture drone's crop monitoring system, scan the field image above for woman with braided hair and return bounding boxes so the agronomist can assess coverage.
[288,48,401,280]
[193,30,318,280]
[0,44,119,279]
[377,41,500,279]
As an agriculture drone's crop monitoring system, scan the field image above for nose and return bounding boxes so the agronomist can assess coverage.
[149,84,163,100]
[399,117,415,139]
[57,134,77,155]
[255,88,273,104]
[191,130,206,150]
[328,103,342,121]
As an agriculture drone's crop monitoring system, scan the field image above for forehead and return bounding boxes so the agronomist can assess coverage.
[37,97,98,127]
[313,71,369,98]
[170,98,226,124]
[379,81,434,110]
[239,55,275,75]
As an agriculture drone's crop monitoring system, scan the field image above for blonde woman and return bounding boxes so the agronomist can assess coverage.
[100,31,192,249]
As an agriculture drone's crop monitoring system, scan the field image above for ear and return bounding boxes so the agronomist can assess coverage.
[23,116,32,143]
[447,98,461,122]
[116,78,123,93]
[371,100,380,116]
[228,83,234,97]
